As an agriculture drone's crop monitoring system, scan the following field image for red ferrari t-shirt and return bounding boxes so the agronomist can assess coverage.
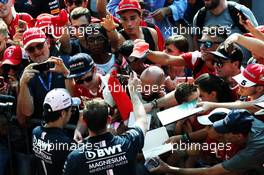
[9,13,34,39]
[181,51,215,79]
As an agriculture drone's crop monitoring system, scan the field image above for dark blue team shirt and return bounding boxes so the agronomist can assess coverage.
[32,126,75,175]
[63,127,145,175]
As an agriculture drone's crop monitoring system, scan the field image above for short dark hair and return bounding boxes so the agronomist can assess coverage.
[83,98,109,133]
[194,73,235,102]
[42,104,71,123]
[165,35,189,52]
[174,83,198,104]
[118,40,134,58]
[70,7,91,22]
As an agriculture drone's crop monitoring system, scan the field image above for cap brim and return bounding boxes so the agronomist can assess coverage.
[0,59,21,66]
[67,67,93,79]
[233,73,256,87]
[198,108,230,125]
[71,97,81,106]
[67,71,86,79]
[198,115,213,125]
[24,38,46,49]
[209,51,229,60]
[117,8,141,14]
[213,120,231,134]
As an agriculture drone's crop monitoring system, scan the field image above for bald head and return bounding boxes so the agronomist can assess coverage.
[140,66,165,85]
[140,66,165,96]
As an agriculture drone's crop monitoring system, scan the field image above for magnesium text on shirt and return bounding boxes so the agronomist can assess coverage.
[84,144,128,173]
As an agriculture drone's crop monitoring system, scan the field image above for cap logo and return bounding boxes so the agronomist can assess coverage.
[24,32,42,41]
[120,4,136,9]
[69,61,85,70]
[241,80,247,86]
[244,68,256,79]
[7,49,14,58]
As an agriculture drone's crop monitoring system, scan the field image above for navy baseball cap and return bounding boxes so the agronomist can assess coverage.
[209,43,243,62]
[67,53,94,79]
[213,109,254,134]
[0,0,8,4]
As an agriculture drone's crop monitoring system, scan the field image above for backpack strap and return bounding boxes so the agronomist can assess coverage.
[195,7,207,38]
[195,2,248,38]
[192,58,205,78]
[227,3,248,33]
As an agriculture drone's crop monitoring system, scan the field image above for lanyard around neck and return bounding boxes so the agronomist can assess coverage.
[38,72,52,92]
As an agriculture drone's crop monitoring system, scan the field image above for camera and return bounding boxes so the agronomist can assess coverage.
[0,95,15,121]
[32,62,55,72]
[0,95,15,137]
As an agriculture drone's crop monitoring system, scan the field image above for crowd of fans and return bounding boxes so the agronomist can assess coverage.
[0,0,264,174]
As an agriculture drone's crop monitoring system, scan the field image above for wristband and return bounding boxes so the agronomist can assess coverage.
[151,99,158,109]
[181,133,190,143]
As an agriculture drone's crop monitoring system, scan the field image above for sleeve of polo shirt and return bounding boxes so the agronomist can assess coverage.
[123,127,145,152]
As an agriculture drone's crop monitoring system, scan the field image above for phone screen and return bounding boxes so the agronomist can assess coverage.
[144,158,159,171]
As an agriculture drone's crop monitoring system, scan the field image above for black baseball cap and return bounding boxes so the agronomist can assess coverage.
[209,43,243,62]
[67,53,94,79]
[213,109,254,134]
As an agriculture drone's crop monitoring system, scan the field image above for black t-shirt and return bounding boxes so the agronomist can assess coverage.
[32,126,75,175]
[63,127,145,175]
[28,72,65,120]
[68,38,91,56]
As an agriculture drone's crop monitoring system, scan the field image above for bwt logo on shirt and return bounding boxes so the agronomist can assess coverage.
[85,144,123,160]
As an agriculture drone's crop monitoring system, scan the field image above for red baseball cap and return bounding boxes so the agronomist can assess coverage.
[35,9,68,38]
[244,25,264,37]
[117,0,141,15]
[23,27,47,49]
[233,64,264,87]
[0,46,22,67]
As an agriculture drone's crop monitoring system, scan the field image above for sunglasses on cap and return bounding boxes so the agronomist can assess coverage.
[75,74,94,84]
[198,40,222,49]
[26,41,45,53]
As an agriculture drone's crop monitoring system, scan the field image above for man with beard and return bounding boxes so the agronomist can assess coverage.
[192,0,258,63]
[193,0,257,39]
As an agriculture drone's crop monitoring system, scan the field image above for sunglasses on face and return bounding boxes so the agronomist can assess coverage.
[75,74,93,84]
[213,59,229,68]
[198,40,222,49]
[2,64,20,72]
[26,42,45,53]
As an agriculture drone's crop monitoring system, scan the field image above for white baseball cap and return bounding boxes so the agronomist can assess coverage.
[43,88,81,112]
[198,108,231,125]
